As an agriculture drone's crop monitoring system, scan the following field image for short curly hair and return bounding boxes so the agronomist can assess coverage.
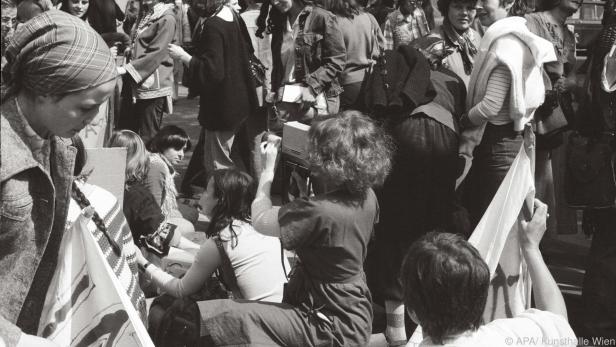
[436,0,478,18]
[308,110,394,199]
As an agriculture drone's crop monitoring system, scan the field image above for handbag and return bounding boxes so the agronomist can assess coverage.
[140,222,176,257]
[249,54,267,88]
[565,131,616,209]
[535,90,570,136]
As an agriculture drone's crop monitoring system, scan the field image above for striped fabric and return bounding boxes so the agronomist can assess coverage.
[67,182,147,322]
[468,65,512,126]
[2,10,116,100]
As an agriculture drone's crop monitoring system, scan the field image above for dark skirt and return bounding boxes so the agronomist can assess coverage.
[368,114,459,302]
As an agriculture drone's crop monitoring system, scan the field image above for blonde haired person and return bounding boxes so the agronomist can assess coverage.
[107,130,198,250]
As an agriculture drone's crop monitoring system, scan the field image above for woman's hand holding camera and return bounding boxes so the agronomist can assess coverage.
[260,135,281,175]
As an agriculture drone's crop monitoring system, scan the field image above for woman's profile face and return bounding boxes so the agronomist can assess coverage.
[200,178,218,217]
[30,79,116,138]
[271,0,293,13]
[67,0,89,18]
[448,1,477,32]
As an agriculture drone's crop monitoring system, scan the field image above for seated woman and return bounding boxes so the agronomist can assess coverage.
[137,169,289,302]
[146,125,196,235]
[190,111,393,346]
[401,199,576,346]
[107,130,199,250]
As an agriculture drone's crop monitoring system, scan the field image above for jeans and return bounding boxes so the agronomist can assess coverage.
[462,122,524,229]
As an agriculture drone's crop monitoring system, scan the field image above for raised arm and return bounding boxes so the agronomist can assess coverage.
[519,199,568,320]
[251,139,282,238]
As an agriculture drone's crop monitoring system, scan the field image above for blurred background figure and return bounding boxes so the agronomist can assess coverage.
[117,0,177,143]
[381,0,432,51]
[172,0,191,102]
[169,0,258,180]
[525,0,579,240]
[320,0,384,111]
[1,0,17,59]
[577,0,616,338]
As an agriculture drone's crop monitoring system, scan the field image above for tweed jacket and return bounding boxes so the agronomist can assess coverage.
[0,98,77,345]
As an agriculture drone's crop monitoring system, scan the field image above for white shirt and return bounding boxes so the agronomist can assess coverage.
[411,309,577,347]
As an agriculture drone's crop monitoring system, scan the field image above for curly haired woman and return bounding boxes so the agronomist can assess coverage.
[196,111,393,346]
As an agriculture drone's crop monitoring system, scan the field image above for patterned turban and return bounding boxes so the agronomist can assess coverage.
[2,9,116,100]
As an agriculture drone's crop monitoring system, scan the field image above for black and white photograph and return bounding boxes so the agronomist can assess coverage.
[0,0,614,344]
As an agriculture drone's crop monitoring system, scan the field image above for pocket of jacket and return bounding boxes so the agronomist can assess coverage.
[1,195,33,222]
[301,33,323,62]
[1,195,34,257]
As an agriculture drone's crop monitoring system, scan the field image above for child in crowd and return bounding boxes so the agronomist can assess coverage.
[107,130,199,250]
[401,199,576,347]
[146,125,196,235]
[137,169,289,302]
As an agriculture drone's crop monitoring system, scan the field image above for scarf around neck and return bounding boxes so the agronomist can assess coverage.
[442,19,478,75]
[133,3,175,38]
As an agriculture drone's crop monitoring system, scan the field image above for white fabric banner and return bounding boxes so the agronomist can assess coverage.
[408,146,535,346]
[37,195,153,346]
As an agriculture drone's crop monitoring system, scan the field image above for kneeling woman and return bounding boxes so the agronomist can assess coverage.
[196,111,393,346]
[137,169,289,302]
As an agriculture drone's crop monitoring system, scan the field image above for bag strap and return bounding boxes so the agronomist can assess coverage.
[280,239,289,280]
[214,236,242,298]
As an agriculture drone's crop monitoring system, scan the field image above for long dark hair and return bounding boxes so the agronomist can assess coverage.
[205,169,256,247]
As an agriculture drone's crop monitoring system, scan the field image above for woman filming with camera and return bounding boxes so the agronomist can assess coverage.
[195,110,393,346]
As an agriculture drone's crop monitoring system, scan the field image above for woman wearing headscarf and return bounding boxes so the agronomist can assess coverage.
[117,0,176,143]
[412,0,481,87]
[60,0,124,148]
[0,10,120,346]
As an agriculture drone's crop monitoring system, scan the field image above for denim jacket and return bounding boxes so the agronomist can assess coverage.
[271,5,347,98]
[0,98,76,346]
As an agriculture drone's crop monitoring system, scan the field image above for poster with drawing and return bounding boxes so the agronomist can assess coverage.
[37,185,153,347]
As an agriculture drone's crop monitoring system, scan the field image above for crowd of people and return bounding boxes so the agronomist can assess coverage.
[0,0,614,345]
